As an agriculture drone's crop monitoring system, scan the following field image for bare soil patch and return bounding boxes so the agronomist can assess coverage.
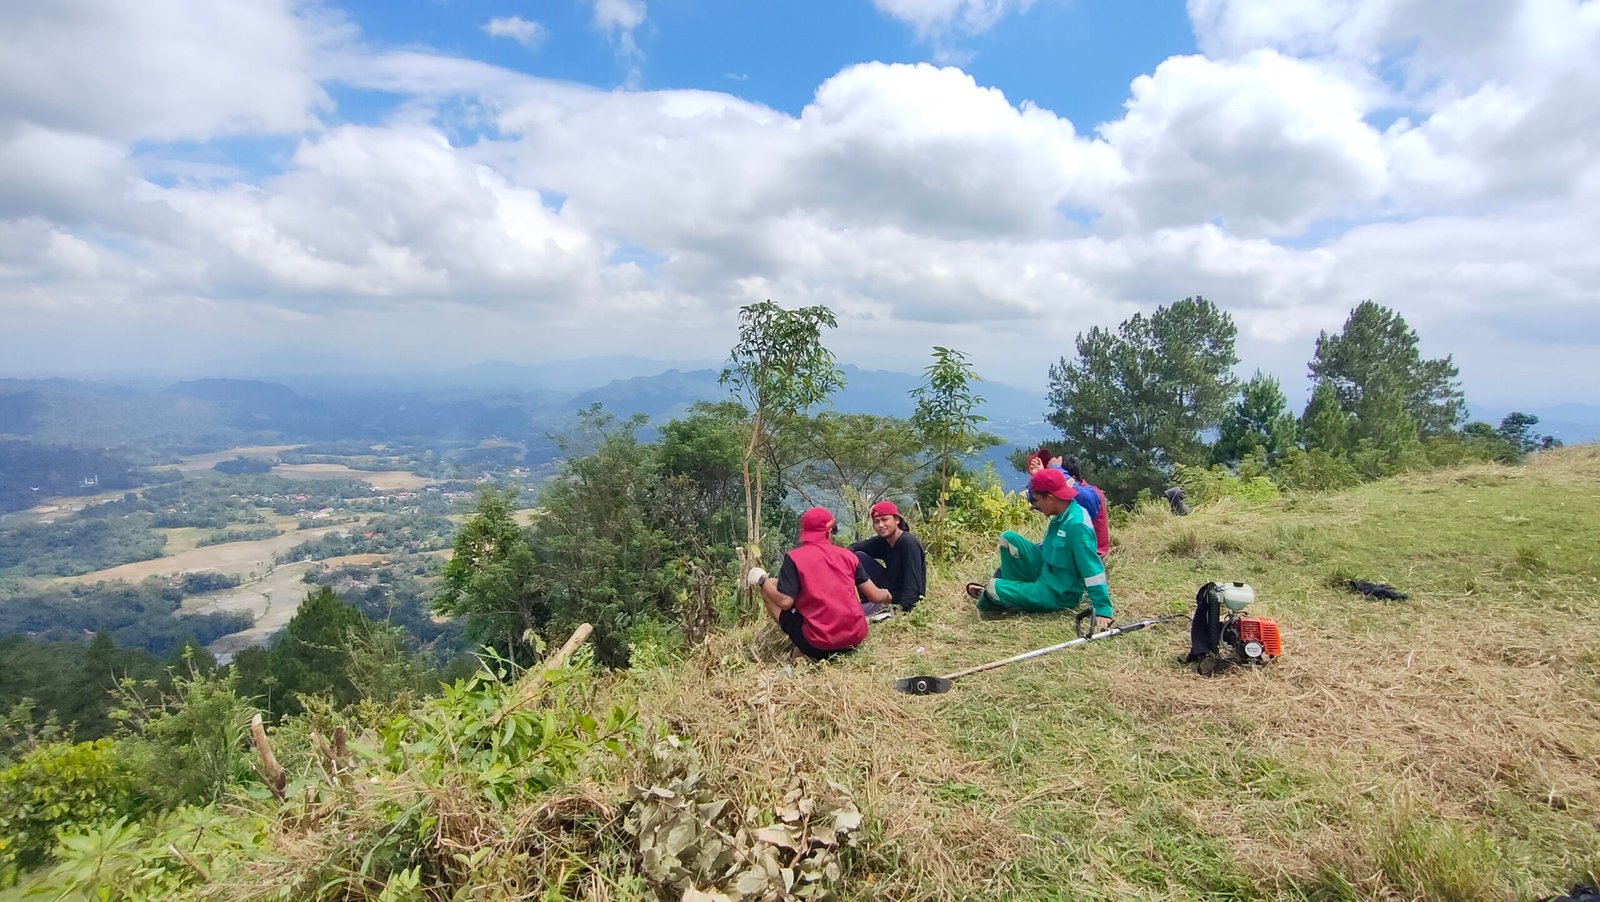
[269,463,432,491]
[185,552,391,659]
[61,524,350,585]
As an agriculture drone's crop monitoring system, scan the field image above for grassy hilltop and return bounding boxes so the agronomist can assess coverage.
[628,446,1600,900]
[5,448,1597,901]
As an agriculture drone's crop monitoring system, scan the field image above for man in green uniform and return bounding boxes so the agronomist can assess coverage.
[967,467,1113,627]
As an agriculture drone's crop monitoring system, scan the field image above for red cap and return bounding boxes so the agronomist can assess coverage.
[869,500,900,519]
[799,506,835,542]
[1029,467,1077,501]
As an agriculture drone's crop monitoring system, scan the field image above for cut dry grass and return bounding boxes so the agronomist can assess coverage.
[626,447,1600,900]
[622,626,1029,900]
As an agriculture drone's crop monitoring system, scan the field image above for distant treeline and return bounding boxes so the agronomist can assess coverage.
[274,512,457,564]
[0,576,250,655]
[0,441,171,515]
[212,456,274,475]
[0,516,166,578]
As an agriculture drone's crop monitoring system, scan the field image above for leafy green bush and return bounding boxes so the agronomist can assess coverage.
[115,668,258,810]
[923,465,1034,560]
[0,738,138,882]
[1172,462,1280,506]
[1269,448,1363,493]
[39,805,267,901]
[27,640,647,900]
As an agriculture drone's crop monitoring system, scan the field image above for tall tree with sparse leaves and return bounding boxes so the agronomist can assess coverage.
[1047,297,1239,503]
[910,347,998,524]
[719,301,844,593]
[1496,412,1559,454]
[777,412,925,535]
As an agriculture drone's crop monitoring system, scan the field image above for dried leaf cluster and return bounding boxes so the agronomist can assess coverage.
[625,737,862,901]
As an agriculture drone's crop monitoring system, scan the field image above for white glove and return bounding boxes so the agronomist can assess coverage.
[746,567,769,587]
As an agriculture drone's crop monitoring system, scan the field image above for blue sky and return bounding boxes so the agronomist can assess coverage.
[1,0,1598,411]
[331,1,1197,130]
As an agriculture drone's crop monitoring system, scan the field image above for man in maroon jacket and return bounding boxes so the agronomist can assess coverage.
[747,507,872,661]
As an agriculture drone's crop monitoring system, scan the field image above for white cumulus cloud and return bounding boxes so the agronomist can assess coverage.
[483,16,546,50]
[1099,50,1388,237]
[0,0,329,143]
[871,0,1038,39]
[1,0,1599,405]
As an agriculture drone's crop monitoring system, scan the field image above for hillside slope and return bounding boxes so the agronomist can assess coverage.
[628,447,1600,900]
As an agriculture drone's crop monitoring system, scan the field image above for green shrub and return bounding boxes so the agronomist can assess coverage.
[1270,448,1363,493]
[115,668,258,810]
[37,804,267,901]
[1173,462,1281,506]
[0,738,137,882]
[923,465,1034,560]
[625,618,685,670]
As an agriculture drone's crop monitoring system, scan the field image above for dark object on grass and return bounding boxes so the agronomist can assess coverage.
[1543,884,1600,902]
[1164,486,1190,516]
[1348,579,1408,600]
[1184,581,1223,664]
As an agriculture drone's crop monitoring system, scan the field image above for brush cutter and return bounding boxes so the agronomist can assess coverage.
[894,616,1177,695]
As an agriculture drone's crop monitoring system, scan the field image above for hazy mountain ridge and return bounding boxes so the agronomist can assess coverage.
[3,367,1594,466]
[570,365,1048,440]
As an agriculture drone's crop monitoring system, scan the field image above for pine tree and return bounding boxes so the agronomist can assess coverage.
[266,587,370,715]
[1214,371,1298,466]
[1308,301,1464,438]
[1300,382,1352,452]
[1048,297,1239,502]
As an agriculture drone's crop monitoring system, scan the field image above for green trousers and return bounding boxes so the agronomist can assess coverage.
[978,530,1108,617]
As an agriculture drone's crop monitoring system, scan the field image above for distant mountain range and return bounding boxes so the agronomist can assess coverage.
[2,363,1594,468]
[570,365,1048,439]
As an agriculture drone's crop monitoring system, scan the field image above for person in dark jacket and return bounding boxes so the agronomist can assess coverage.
[850,500,926,612]
[1165,486,1190,516]
[746,507,872,661]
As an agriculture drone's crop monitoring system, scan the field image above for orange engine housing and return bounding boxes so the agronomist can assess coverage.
[1236,617,1283,658]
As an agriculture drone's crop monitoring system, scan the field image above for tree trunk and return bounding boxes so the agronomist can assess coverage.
[741,410,763,620]
[937,453,948,522]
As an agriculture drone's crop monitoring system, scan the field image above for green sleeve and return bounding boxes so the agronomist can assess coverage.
[1068,519,1113,618]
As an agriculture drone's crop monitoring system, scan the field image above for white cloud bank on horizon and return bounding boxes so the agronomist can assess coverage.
[0,0,1597,409]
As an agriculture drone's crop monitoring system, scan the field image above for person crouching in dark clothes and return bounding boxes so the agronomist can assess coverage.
[746,507,872,661]
[850,500,927,612]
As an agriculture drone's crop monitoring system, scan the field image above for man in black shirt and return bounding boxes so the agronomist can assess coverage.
[850,500,927,612]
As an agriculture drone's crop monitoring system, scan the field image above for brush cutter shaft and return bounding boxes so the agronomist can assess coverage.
[940,617,1172,681]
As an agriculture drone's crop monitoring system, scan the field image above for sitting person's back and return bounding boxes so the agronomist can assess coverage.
[748,507,870,660]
